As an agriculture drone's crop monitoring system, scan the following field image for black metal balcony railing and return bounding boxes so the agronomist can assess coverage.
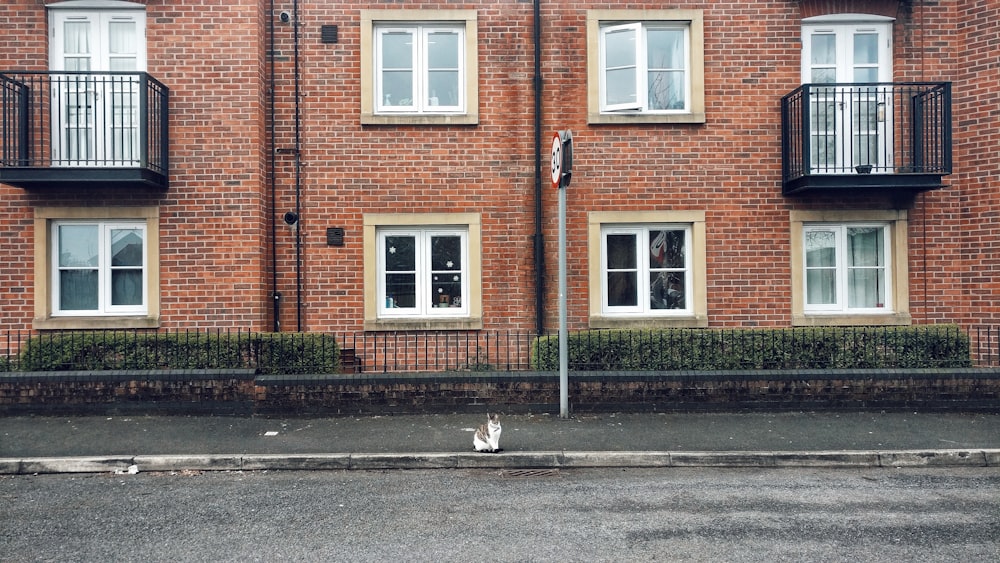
[781,82,951,195]
[0,71,168,190]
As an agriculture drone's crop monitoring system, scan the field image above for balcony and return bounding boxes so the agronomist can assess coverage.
[0,71,168,190]
[781,82,951,196]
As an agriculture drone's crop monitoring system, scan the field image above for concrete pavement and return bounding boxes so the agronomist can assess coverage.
[2,411,1000,474]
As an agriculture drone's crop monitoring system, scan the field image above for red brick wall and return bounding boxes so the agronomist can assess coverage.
[1,1,998,337]
[0,0,272,331]
[954,0,1000,325]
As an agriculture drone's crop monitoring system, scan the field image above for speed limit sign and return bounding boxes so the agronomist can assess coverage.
[550,130,572,189]
[550,132,563,189]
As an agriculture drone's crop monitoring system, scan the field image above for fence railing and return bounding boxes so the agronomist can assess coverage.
[781,82,951,180]
[0,71,169,173]
[1,326,998,374]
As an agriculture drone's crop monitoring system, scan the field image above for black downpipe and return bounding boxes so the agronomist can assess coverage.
[532,0,545,335]
[268,0,279,331]
[293,0,303,332]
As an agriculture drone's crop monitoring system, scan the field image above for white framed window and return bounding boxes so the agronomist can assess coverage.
[48,4,147,167]
[601,225,692,315]
[790,210,910,327]
[587,10,704,124]
[375,24,464,114]
[378,226,469,318]
[587,211,707,328]
[803,223,890,313]
[801,17,893,173]
[51,220,147,316]
[600,22,689,113]
[361,10,479,125]
[364,213,482,330]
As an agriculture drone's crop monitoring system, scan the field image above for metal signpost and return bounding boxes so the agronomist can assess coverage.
[550,130,572,419]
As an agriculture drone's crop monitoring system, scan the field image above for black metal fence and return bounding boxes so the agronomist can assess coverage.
[1,326,997,374]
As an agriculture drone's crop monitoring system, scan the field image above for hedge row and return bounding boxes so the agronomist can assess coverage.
[531,325,972,371]
[14,331,340,375]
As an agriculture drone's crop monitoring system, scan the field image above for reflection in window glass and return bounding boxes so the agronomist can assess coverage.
[54,221,146,314]
[603,226,691,314]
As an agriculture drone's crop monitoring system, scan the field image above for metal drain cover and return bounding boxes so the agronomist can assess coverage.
[500,468,560,478]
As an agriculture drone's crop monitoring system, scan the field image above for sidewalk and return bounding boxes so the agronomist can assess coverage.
[2,411,999,474]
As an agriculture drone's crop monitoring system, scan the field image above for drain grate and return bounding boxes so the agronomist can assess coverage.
[500,468,560,478]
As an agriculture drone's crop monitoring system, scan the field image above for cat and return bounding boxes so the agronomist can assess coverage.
[473,412,502,453]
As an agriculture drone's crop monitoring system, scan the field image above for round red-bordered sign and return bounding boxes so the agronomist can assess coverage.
[550,132,563,189]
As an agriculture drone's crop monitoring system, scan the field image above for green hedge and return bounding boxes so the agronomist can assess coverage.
[531,325,971,371]
[16,331,340,375]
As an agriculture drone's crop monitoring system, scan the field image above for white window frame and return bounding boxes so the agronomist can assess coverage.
[599,22,691,114]
[361,10,479,125]
[790,209,910,327]
[48,2,147,167]
[802,223,892,314]
[376,226,469,318]
[51,219,148,317]
[586,9,704,125]
[600,224,693,316]
[374,23,465,114]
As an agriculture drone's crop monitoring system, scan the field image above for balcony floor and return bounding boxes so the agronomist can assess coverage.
[782,172,948,196]
[0,166,168,190]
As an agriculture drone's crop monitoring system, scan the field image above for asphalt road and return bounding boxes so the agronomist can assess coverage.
[2,467,998,561]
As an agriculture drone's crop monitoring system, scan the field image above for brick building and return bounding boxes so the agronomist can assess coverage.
[0,1,996,347]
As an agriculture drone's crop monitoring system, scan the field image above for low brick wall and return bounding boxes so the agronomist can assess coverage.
[1,368,998,415]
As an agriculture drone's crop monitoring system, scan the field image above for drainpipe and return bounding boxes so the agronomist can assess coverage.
[293,0,303,332]
[269,0,280,331]
[532,0,545,335]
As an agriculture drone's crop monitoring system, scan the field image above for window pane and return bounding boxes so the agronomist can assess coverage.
[108,21,136,55]
[805,231,836,267]
[430,236,461,270]
[606,68,637,105]
[647,28,684,69]
[848,268,885,308]
[380,32,413,106]
[604,27,637,106]
[607,272,637,307]
[64,21,91,55]
[810,34,835,65]
[427,70,458,106]
[806,269,837,305]
[649,230,684,269]
[648,70,684,110]
[606,234,636,269]
[385,273,415,309]
[432,273,462,308]
[650,272,685,309]
[111,228,143,267]
[59,225,99,267]
[430,235,462,307]
[111,269,143,305]
[853,33,878,65]
[60,270,98,310]
[805,230,837,306]
[427,31,458,68]
[853,67,878,82]
[381,31,412,68]
[810,68,836,83]
[847,227,883,267]
[604,27,636,69]
[384,235,415,271]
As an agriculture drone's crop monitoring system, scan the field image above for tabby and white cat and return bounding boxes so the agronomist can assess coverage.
[473,412,502,453]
